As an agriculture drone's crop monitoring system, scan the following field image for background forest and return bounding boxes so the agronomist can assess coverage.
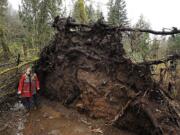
[0,1,180,134]
[0,0,180,63]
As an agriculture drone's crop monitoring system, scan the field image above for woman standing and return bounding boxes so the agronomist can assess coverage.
[18,65,40,111]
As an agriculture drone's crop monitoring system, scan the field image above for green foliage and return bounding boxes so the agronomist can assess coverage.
[86,2,104,23]
[85,2,104,23]
[0,0,8,23]
[167,35,180,54]
[149,38,160,59]
[107,0,128,26]
[8,43,23,56]
[19,0,62,48]
[128,15,151,62]
[0,25,11,61]
[86,3,96,23]
[72,0,88,24]
[6,6,25,44]
[0,0,12,61]
[95,5,104,20]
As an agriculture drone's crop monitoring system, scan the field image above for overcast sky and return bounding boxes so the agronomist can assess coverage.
[9,0,180,30]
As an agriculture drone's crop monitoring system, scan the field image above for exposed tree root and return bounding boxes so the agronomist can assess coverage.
[36,17,180,135]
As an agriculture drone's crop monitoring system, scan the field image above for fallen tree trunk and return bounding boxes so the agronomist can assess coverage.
[112,27,180,35]
[53,17,180,35]
[36,17,180,135]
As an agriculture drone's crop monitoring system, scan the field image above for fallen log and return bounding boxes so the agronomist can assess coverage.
[113,27,180,35]
[53,16,180,35]
[0,57,39,76]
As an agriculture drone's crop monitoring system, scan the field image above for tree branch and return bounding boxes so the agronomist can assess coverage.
[111,27,180,35]
[139,54,180,65]
[56,17,180,35]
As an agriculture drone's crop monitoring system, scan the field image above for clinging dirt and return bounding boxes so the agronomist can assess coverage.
[36,17,180,135]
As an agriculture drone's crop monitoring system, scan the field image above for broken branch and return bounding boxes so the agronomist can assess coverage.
[139,54,180,65]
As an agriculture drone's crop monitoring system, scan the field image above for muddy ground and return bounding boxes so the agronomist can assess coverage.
[0,97,136,135]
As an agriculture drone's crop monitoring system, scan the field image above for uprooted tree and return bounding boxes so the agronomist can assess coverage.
[36,17,180,135]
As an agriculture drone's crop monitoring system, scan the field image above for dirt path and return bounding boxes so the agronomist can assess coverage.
[0,98,135,135]
[23,99,135,135]
[23,100,93,135]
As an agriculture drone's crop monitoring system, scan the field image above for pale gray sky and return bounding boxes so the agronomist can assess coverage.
[8,0,180,30]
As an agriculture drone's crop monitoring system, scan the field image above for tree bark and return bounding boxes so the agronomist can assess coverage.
[54,17,180,36]
[0,28,11,61]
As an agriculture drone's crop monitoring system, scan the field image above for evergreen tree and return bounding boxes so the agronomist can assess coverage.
[86,3,96,23]
[95,4,104,20]
[72,0,88,24]
[86,2,104,23]
[0,0,8,23]
[149,38,160,59]
[19,0,62,48]
[130,15,151,61]
[0,0,11,60]
[107,0,128,26]
[6,5,25,43]
[19,0,40,48]
[167,35,180,55]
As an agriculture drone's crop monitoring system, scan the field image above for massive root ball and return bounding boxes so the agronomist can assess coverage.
[36,17,180,135]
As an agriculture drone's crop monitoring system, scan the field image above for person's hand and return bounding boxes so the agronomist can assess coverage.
[37,88,40,94]
[17,91,21,95]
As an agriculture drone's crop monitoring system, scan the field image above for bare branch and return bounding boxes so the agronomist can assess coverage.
[54,17,180,35]
[113,27,180,35]
[139,54,180,65]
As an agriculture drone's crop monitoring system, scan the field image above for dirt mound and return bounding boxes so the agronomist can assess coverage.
[36,17,180,135]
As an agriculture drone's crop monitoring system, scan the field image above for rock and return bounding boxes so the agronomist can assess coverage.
[36,119,40,122]
[11,102,25,111]
[48,129,61,135]
[16,132,23,135]
[40,127,45,131]
[49,116,54,119]
[43,112,49,118]
[17,121,24,131]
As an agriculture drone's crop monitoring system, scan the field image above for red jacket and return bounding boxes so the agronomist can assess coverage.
[18,73,40,97]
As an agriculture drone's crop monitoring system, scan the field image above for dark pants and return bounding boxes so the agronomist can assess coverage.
[22,97,31,111]
[32,94,38,107]
[22,94,38,110]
